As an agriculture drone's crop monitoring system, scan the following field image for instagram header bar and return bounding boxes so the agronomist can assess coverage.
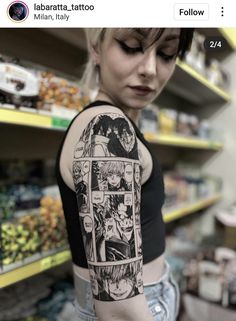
[0,0,235,27]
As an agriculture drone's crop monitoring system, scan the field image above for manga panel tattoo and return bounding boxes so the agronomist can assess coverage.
[72,112,144,301]
[134,163,141,226]
[79,214,94,261]
[73,160,90,213]
[136,229,142,257]
[89,260,143,301]
[92,160,132,191]
[93,194,135,261]
[73,114,138,159]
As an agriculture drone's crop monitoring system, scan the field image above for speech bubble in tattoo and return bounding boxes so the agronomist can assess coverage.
[92,191,104,204]
[124,164,133,183]
[124,193,132,206]
[83,215,93,233]
[74,141,84,158]
[82,161,90,175]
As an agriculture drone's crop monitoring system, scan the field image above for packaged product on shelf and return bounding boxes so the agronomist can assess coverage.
[189,114,200,137]
[8,184,43,211]
[198,260,223,303]
[0,185,67,271]
[0,189,15,222]
[37,71,90,117]
[0,184,43,222]
[39,194,67,252]
[1,212,41,267]
[158,108,177,135]
[138,104,158,133]
[163,172,189,208]
[176,112,192,136]
[184,32,206,76]
[216,203,236,249]
[215,247,236,263]
[225,258,236,308]
[206,58,230,89]
[0,60,39,109]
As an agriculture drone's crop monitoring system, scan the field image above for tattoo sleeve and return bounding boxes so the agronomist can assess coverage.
[73,113,143,301]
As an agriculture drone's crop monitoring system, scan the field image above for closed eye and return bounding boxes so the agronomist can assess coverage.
[115,39,143,55]
[158,51,177,62]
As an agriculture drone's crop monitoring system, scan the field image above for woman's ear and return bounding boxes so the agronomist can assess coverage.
[90,43,100,66]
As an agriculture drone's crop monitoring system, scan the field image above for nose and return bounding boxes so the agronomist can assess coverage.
[138,49,157,79]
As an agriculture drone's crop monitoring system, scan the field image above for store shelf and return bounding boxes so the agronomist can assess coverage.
[0,249,71,289]
[219,28,236,50]
[144,132,223,151]
[0,106,51,128]
[0,106,71,130]
[166,60,231,105]
[163,194,222,223]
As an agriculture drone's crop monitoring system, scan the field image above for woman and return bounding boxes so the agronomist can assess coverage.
[56,28,193,321]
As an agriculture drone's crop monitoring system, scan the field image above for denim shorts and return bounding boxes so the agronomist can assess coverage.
[73,261,180,321]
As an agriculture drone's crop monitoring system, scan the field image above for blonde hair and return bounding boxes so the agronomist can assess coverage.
[81,29,105,93]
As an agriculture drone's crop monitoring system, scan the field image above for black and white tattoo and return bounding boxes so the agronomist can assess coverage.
[93,194,135,261]
[73,114,138,159]
[89,260,143,301]
[136,229,142,257]
[73,161,90,212]
[79,214,94,261]
[134,163,141,225]
[72,112,143,302]
[92,160,132,191]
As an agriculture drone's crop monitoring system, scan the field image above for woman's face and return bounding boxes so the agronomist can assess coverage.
[95,28,180,111]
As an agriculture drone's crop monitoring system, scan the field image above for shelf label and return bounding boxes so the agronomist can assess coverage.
[52,117,71,128]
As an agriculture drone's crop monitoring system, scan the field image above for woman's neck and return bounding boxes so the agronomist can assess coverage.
[95,92,141,125]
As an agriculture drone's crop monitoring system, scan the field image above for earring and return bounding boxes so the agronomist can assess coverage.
[94,63,100,85]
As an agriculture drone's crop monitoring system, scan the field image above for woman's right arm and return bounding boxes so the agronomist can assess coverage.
[68,109,155,321]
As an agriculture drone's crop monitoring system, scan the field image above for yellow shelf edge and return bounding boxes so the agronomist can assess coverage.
[176,61,231,102]
[0,249,71,289]
[144,133,223,150]
[0,107,52,128]
[219,28,236,50]
[163,194,222,223]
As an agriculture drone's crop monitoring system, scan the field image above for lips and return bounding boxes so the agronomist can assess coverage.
[129,86,154,96]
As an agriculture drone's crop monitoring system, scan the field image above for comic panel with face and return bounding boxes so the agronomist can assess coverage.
[73,114,138,159]
[92,193,135,262]
[89,260,143,301]
[73,160,90,213]
[134,163,141,226]
[79,214,94,262]
[92,160,133,192]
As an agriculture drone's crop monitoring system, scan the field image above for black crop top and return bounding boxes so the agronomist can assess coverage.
[55,101,165,267]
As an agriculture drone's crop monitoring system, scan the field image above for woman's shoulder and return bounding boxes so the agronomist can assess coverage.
[68,102,135,139]
[80,102,126,120]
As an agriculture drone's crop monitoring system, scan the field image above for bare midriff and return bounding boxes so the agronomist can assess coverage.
[73,253,165,286]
